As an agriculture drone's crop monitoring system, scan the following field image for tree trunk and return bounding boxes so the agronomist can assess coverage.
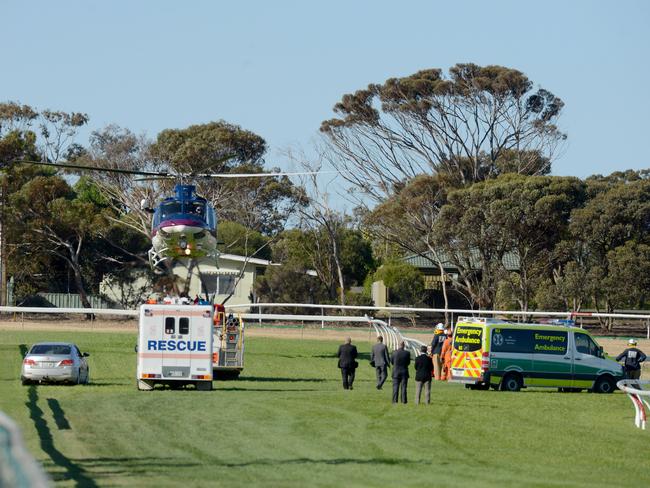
[430,249,450,325]
[330,234,346,306]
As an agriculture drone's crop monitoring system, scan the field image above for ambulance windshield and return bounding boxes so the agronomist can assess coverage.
[453,326,482,352]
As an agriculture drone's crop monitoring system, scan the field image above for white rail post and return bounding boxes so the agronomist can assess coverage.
[617,379,650,429]
[321,307,324,329]
[647,320,649,340]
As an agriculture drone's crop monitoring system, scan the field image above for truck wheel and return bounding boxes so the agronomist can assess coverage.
[196,381,213,391]
[137,379,154,391]
[501,373,523,392]
[593,376,616,394]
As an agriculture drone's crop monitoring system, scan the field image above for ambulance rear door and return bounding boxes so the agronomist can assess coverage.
[161,311,188,380]
[188,307,213,381]
[451,324,485,383]
[138,307,164,379]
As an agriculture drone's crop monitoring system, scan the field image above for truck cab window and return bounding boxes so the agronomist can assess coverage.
[179,318,190,335]
[575,333,598,356]
[165,317,175,334]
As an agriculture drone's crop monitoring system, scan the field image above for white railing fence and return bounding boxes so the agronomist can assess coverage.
[617,380,650,430]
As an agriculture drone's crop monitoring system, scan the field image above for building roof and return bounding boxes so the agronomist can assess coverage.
[218,254,274,266]
[403,249,520,272]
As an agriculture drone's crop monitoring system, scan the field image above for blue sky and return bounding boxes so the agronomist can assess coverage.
[2,0,649,182]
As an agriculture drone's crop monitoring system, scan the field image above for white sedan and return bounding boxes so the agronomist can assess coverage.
[21,342,90,385]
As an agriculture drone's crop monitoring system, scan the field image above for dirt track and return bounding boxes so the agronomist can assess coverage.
[2,318,649,357]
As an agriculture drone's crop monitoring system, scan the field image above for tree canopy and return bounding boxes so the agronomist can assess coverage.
[321,64,565,202]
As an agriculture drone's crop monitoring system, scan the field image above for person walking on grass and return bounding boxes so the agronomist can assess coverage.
[414,345,433,405]
[337,337,358,390]
[371,335,390,390]
[617,339,646,382]
[391,341,411,404]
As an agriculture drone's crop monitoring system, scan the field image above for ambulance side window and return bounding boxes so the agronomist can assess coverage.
[165,317,175,334]
[179,317,190,335]
[575,333,598,356]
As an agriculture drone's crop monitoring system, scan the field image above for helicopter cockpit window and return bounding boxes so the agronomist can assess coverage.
[160,202,182,219]
[188,203,205,217]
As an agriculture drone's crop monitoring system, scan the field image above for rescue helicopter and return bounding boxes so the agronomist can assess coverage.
[20,157,321,269]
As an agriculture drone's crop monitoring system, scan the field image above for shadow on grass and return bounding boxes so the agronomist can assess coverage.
[213,457,433,468]
[42,457,201,481]
[239,376,326,383]
[25,385,98,487]
[46,398,71,430]
[216,387,322,392]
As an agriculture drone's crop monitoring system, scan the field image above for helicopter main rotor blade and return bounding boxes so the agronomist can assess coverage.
[16,160,174,178]
[134,176,177,182]
[195,170,337,178]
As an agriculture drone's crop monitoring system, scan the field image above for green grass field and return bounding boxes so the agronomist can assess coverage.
[1,329,648,488]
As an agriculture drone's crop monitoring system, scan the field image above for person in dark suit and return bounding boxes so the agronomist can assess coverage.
[414,345,433,404]
[337,337,358,390]
[391,341,411,404]
[371,335,390,390]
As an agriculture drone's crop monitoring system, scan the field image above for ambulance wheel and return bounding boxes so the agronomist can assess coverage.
[137,379,154,391]
[501,373,523,392]
[196,381,213,391]
[593,375,616,394]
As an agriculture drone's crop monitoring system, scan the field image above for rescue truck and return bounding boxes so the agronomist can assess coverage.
[137,304,214,390]
[450,317,623,393]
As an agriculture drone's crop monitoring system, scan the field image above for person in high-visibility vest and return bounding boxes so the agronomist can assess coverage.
[440,327,453,381]
[431,323,445,380]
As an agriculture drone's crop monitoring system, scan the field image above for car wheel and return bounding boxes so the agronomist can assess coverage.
[501,373,523,392]
[83,368,90,385]
[593,375,616,394]
[21,377,30,386]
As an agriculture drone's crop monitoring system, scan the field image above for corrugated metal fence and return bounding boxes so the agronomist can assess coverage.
[36,293,117,309]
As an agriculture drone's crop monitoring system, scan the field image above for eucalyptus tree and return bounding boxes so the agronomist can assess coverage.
[433,174,584,310]
[321,63,565,203]
[565,178,650,327]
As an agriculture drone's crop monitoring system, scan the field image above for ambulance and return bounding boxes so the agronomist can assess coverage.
[136,304,213,390]
[450,317,624,393]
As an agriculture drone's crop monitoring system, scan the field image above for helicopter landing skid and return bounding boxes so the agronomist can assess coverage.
[148,247,220,270]
[148,248,169,269]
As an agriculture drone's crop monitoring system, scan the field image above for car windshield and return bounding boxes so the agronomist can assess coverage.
[30,344,71,355]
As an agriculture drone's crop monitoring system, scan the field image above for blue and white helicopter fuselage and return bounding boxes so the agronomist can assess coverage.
[148,185,218,267]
